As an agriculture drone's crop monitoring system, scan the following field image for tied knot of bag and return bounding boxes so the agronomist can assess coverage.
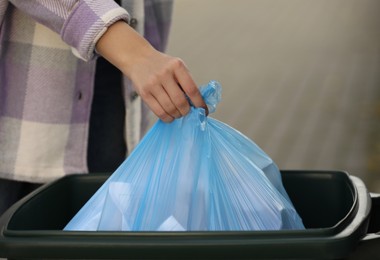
[199,80,222,114]
[189,80,222,131]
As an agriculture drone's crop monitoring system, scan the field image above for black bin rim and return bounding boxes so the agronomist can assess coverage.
[0,170,373,260]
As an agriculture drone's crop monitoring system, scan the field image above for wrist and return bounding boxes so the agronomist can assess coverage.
[120,39,156,79]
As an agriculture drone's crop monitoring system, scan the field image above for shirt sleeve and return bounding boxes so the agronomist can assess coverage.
[9,0,130,61]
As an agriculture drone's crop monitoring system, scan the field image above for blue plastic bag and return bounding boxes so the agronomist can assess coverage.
[64,81,304,231]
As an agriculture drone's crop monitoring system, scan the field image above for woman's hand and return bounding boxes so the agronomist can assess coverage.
[128,48,206,122]
[96,21,206,122]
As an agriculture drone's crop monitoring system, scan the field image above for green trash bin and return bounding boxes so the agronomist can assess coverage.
[0,170,379,259]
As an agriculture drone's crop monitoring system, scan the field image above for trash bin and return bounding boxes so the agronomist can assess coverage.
[0,170,379,259]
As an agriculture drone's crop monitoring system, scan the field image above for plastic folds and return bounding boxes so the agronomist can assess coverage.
[64,81,304,231]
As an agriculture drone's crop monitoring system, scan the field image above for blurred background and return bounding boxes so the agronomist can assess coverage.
[166,0,380,192]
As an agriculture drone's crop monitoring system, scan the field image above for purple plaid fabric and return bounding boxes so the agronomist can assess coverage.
[0,0,173,183]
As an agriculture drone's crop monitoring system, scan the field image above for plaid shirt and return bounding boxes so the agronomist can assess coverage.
[0,0,173,183]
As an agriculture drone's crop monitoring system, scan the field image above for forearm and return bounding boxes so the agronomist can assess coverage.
[95,20,154,78]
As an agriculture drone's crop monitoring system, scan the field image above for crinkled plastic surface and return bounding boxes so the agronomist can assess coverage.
[64,80,304,231]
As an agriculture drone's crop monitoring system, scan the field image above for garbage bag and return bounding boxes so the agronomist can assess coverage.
[64,80,304,231]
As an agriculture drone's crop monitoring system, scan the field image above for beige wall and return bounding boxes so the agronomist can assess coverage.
[167,0,380,192]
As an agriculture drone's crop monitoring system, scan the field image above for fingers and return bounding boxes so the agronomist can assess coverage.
[129,51,206,122]
[151,83,183,119]
[143,77,201,122]
[172,59,207,111]
[160,76,190,116]
[142,92,175,123]
[144,59,200,122]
